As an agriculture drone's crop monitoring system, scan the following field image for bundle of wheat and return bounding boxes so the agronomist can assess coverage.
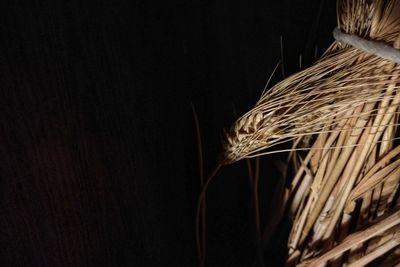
[223,0,400,266]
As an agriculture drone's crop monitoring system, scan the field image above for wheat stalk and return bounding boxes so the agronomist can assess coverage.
[223,0,400,265]
[223,1,400,164]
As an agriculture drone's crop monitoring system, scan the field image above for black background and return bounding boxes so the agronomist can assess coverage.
[0,1,336,266]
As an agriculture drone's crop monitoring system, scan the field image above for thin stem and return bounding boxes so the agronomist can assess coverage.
[246,159,254,192]
[195,164,222,267]
[192,104,206,266]
[253,157,265,266]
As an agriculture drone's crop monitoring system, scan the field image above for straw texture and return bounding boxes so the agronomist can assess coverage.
[224,0,400,265]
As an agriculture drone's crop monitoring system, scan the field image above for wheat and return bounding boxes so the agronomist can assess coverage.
[223,1,400,165]
[223,0,400,265]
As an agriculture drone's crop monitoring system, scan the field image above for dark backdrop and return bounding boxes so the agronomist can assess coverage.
[0,1,336,266]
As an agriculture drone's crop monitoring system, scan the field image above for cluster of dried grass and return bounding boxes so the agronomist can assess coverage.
[223,0,400,266]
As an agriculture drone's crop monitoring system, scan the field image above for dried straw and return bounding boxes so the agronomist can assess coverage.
[223,0,400,265]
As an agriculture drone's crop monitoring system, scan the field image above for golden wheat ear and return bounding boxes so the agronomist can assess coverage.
[224,0,400,265]
[224,0,400,164]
